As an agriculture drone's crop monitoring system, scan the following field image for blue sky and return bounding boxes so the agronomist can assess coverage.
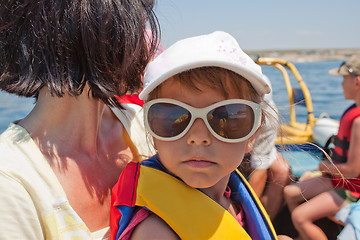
[154,0,360,50]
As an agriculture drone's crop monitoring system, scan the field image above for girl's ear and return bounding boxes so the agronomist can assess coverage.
[245,134,257,153]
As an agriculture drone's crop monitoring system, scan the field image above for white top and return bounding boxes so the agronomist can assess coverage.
[0,104,154,240]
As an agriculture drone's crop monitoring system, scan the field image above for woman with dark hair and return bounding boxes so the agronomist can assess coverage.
[0,0,159,239]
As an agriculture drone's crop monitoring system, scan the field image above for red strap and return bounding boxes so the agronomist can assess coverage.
[110,162,141,240]
[115,94,144,106]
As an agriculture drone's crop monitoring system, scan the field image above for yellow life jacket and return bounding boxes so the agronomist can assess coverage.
[111,155,278,240]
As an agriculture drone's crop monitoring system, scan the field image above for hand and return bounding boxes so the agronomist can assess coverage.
[298,170,322,182]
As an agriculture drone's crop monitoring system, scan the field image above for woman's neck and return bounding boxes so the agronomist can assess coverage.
[17,88,132,231]
[18,87,106,157]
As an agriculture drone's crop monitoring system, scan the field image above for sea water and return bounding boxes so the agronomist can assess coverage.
[261,60,354,176]
[0,60,353,134]
[0,92,34,133]
[262,60,353,124]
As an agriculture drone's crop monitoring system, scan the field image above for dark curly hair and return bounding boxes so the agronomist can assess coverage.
[0,0,160,106]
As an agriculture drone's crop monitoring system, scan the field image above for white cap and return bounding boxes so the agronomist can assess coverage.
[139,31,271,101]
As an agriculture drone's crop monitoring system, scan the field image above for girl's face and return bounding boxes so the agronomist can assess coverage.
[151,78,255,194]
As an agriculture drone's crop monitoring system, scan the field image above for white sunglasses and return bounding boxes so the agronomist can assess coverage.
[143,98,262,143]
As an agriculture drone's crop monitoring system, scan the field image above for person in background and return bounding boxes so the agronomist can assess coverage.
[284,55,360,240]
[245,75,291,221]
[111,31,292,240]
[0,0,159,239]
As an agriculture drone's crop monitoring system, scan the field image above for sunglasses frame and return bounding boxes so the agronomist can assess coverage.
[143,98,262,143]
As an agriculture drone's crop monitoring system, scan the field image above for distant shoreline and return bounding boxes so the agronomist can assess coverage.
[245,48,360,63]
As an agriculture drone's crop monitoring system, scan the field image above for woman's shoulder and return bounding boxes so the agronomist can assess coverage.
[0,123,66,200]
[0,123,36,166]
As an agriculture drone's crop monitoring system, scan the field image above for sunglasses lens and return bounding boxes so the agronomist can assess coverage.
[208,103,254,140]
[147,103,191,138]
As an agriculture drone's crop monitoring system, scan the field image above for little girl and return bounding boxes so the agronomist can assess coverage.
[110,31,280,240]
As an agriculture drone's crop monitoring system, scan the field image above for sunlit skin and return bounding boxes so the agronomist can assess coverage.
[18,87,133,231]
[153,78,255,203]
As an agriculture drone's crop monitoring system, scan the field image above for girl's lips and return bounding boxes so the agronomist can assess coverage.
[184,159,216,168]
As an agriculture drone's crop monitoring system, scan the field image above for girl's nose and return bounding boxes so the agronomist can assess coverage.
[186,118,212,146]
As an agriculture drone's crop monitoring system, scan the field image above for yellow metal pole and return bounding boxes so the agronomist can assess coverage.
[256,57,315,129]
[272,63,296,126]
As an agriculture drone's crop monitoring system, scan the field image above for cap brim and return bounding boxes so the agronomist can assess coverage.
[329,66,350,76]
